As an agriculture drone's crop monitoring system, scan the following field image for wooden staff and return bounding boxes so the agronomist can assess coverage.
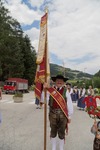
[44,7,48,150]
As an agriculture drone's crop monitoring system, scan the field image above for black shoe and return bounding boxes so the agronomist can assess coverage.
[36,106,39,109]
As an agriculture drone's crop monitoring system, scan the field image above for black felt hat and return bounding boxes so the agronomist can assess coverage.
[51,75,69,82]
[66,82,71,86]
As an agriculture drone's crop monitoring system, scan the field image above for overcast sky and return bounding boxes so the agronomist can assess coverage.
[4,0,100,75]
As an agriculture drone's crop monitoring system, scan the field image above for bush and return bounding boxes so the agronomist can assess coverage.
[94,88,99,94]
[29,84,35,91]
[13,92,23,97]
[98,88,100,94]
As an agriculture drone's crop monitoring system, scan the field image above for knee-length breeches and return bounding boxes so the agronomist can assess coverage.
[49,111,68,139]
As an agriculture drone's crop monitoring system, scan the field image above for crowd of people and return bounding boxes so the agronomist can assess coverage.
[65,84,95,110]
[35,80,95,111]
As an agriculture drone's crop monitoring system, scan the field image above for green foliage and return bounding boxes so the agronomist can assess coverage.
[13,92,23,97]
[82,77,100,89]
[98,88,100,94]
[84,79,93,89]
[92,77,100,88]
[94,88,99,94]
[21,35,37,85]
[29,84,35,91]
[94,70,100,77]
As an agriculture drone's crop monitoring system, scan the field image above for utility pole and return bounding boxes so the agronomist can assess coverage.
[62,61,66,77]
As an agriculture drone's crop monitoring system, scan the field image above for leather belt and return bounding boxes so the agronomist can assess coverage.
[50,108,62,114]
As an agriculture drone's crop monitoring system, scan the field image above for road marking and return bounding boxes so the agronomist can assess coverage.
[0,99,13,103]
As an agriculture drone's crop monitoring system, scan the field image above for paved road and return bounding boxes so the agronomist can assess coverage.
[0,91,96,150]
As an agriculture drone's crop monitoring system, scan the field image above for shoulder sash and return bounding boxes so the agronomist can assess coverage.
[47,87,68,119]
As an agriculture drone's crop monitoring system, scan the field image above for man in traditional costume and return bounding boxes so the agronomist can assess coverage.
[87,85,94,97]
[44,75,73,150]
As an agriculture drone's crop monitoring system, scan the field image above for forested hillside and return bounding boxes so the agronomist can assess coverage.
[94,70,100,77]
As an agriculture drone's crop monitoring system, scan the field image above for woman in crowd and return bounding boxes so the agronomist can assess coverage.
[66,82,73,101]
[77,86,86,110]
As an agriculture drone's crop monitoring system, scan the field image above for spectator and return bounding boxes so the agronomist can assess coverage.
[77,86,86,110]
[91,120,100,150]
[87,85,94,96]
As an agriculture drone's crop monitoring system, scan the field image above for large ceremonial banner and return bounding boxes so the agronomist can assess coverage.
[36,13,47,66]
[35,12,50,100]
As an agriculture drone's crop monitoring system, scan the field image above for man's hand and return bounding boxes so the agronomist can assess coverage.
[68,118,71,123]
[43,82,50,89]
[93,121,97,129]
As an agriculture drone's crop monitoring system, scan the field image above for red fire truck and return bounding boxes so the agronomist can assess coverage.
[3,78,28,94]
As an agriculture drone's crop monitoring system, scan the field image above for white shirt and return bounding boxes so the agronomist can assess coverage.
[66,92,73,117]
[66,88,73,94]
[79,88,86,97]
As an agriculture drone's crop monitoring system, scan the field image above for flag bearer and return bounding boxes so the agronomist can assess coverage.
[44,75,73,150]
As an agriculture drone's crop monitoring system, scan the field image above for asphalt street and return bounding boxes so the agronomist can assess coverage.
[0,91,96,150]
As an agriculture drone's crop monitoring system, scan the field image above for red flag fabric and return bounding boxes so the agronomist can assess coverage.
[35,81,43,100]
[35,12,50,100]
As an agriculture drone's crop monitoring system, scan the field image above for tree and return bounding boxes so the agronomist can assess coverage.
[93,77,100,88]
[94,70,100,77]
[21,35,37,85]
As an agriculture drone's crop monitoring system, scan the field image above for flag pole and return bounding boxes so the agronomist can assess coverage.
[44,7,48,150]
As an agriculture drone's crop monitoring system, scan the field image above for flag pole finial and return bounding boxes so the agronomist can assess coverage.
[44,6,48,13]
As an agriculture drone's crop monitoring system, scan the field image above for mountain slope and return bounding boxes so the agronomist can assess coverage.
[50,63,93,80]
[94,70,100,77]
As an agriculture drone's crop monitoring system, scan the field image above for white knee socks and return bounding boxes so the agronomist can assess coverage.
[51,137,64,150]
[59,138,64,150]
[51,137,56,150]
